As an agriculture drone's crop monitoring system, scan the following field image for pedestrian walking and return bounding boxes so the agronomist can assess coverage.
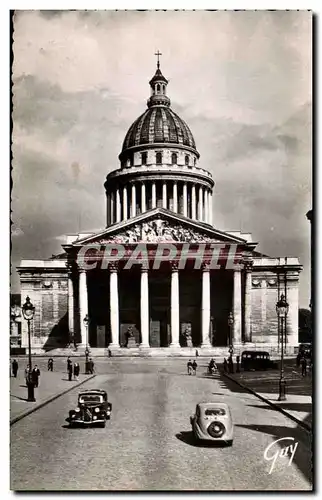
[31,365,40,387]
[67,356,72,373]
[47,358,54,371]
[187,359,192,375]
[296,353,301,367]
[301,357,307,377]
[24,365,30,385]
[73,362,80,381]
[89,358,95,374]
[228,355,234,374]
[195,349,199,357]
[68,362,73,381]
[12,359,18,378]
[192,360,197,375]
[223,358,228,373]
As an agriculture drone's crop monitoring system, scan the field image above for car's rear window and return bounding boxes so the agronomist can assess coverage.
[205,408,226,416]
[79,395,102,403]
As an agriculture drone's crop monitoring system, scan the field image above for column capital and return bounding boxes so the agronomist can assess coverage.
[243,259,254,272]
[201,262,211,272]
[171,261,179,271]
[140,262,150,272]
[108,262,119,272]
[234,262,243,272]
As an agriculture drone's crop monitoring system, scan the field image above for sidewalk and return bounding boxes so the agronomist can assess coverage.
[221,365,312,431]
[10,370,95,423]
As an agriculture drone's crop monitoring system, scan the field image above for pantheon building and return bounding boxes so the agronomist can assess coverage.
[18,61,301,356]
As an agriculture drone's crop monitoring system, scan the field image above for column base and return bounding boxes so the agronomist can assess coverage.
[108,344,120,349]
[139,344,150,349]
[169,343,180,348]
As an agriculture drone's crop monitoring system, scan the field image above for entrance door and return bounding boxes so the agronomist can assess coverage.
[96,325,106,347]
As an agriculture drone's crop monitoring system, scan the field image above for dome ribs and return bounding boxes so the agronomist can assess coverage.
[154,107,164,142]
[140,110,152,145]
[134,111,149,146]
[160,108,170,142]
[171,112,184,145]
[148,108,157,143]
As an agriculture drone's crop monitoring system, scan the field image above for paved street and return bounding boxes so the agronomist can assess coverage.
[10,359,312,491]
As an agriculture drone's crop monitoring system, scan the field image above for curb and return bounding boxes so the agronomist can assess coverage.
[222,372,312,433]
[10,374,96,426]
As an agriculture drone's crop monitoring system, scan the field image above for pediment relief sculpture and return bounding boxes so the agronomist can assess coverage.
[95,219,222,244]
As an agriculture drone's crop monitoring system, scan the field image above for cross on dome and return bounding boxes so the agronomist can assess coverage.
[155,50,162,69]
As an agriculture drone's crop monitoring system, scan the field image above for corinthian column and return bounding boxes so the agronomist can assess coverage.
[79,268,89,347]
[233,263,242,344]
[140,264,150,347]
[183,182,188,217]
[116,188,121,222]
[170,262,180,347]
[201,264,211,347]
[162,182,167,209]
[123,186,128,220]
[152,182,156,209]
[141,183,146,213]
[244,260,253,342]
[67,267,74,342]
[191,184,196,219]
[109,263,119,347]
[131,183,136,218]
[208,191,213,225]
[204,189,208,223]
[173,182,178,213]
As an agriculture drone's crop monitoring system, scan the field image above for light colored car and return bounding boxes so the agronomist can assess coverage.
[190,402,233,446]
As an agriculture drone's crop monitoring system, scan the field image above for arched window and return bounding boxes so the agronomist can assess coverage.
[156,152,162,164]
[162,84,165,94]
[185,155,189,166]
[156,83,161,94]
[171,153,177,165]
[141,152,147,165]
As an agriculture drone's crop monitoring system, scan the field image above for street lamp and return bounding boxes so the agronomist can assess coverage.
[228,311,234,356]
[276,294,289,401]
[83,314,90,374]
[22,296,36,402]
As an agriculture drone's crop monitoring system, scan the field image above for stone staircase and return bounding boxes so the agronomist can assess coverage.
[28,343,297,358]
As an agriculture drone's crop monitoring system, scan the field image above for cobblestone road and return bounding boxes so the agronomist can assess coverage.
[10,359,312,491]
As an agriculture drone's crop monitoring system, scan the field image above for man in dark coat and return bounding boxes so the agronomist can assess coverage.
[192,360,197,375]
[187,359,192,375]
[89,358,95,374]
[301,357,307,377]
[32,365,40,387]
[12,359,18,378]
[67,357,72,373]
[68,362,73,381]
[48,358,54,371]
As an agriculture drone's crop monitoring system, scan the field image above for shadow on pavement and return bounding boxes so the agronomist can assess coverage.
[176,431,231,448]
[236,423,312,484]
[11,394,28,402]
[247,403,312,414]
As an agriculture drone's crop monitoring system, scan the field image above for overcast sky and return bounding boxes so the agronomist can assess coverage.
[11,10,312,306]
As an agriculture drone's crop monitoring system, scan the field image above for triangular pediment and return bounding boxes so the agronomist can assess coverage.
[71,209,255,247]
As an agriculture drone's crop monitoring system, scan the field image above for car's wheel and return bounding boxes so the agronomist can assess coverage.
[207,421,226,438]
[225,440,233,447]
[99,421,106,428]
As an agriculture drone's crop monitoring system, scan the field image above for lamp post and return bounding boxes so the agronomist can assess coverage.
[228,312,234,356]
[83,314,90,374]
[276,294,289,401]
[22,296,36,402]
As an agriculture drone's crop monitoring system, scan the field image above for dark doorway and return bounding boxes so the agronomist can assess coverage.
[87,270,110,347]
[150,271,170,347]
[179,270,202,347]
[210,270,233,346]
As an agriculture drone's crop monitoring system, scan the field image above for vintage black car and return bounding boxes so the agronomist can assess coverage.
[241,351,278,371]
[66,389,112,428]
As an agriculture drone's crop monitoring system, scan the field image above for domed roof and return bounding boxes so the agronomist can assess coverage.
[121,106,197,152]
[120,62,199,159]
